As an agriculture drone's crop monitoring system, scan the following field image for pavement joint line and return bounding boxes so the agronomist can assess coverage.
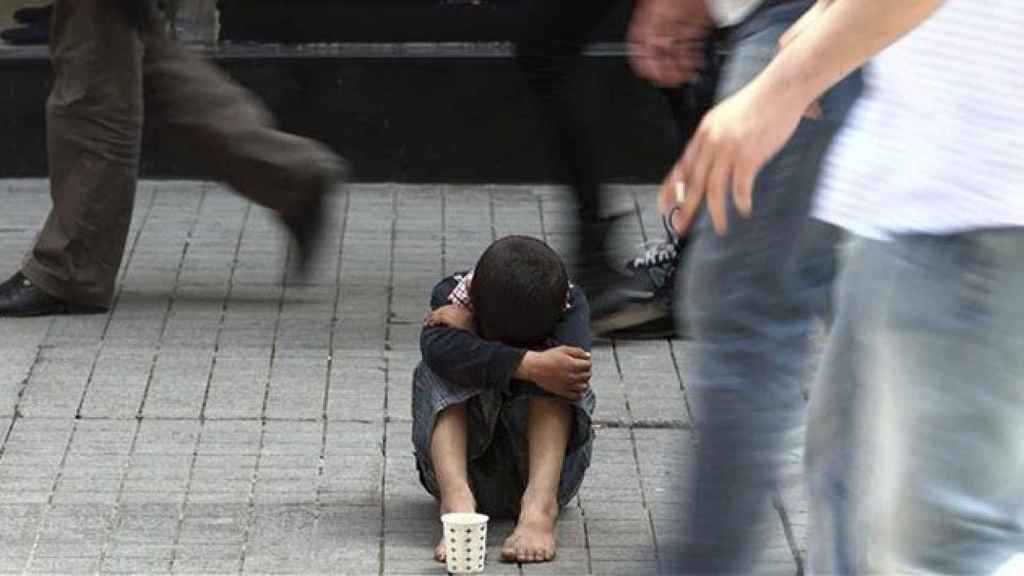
[774,490,805,576]
[95,184,206,573]
[134,183,209,420]
[197,201,252,421]
[668,340,696,430]
[167,411,213,573]
[378,188,398,576]
[537,186,591,576]
[312,180,353,571]
[0,414,688,429]
[94,416,146,572]
[237,198,294,575]
[23,413,81,573]
[17,191,165,572]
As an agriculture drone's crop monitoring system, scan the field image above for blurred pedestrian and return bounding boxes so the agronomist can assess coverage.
[630,0,862,571]
[671,0,1024,572]
[0,0,346,317]
[515,0,717,339]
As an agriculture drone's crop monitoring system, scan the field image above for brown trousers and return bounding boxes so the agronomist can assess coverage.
[22,0,342,308]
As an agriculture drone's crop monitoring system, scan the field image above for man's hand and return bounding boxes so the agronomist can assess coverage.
[673,78,808,235]
[628,0,712,87]
[663,0,944,237]
[424,304,474,332]
[516,346,592,401]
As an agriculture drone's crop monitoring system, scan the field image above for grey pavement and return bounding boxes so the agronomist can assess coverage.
[0,179,809,575]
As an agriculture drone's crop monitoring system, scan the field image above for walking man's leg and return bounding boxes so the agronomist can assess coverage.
[846,233,1024,574]
[514,0,628,299]
[669,1,859,572]
[2,0,144,315]
[139,23,346,276]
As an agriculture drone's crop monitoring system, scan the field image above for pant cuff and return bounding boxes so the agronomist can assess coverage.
[21,257,113,309]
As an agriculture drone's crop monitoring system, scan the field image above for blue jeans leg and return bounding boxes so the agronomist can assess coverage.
[815,231,1024,574]
[668,1,861,572]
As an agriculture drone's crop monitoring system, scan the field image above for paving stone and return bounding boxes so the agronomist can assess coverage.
[0,181,819,574]
[24,556,102,574]
[101,555,173,574]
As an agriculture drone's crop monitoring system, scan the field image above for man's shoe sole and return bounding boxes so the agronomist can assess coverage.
[0,303,107,318]
[591,302,671,339]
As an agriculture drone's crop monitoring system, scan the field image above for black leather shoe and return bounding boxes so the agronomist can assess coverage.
[13,4,53,25]
[0,272,106,318]
[281,160,349,280]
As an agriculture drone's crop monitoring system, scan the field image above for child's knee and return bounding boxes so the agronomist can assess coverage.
[436,402,468,423]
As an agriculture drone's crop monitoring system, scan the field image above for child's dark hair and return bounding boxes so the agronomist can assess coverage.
[470,235,569,348]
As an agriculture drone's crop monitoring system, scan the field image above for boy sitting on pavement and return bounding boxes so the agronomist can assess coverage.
[413,235,596,564]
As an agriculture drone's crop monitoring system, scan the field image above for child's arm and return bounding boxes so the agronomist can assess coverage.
[419,278,592,400]
[420,276,527,393]
[504,285,595,402]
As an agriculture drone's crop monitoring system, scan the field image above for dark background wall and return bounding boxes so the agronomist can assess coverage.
[217,0,632,44]
[0,1,687,183]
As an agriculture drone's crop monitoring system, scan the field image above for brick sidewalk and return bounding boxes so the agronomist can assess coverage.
[0,180,806,575]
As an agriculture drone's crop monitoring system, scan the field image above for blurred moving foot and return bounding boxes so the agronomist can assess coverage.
[281,160,349,280]
[591,209,688,340]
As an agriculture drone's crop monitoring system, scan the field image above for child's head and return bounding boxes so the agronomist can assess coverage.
[470,235,569,347]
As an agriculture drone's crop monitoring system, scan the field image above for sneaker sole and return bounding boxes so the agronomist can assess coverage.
[591,302,670,338]
[602,319,677,340]
[0,303,107,318]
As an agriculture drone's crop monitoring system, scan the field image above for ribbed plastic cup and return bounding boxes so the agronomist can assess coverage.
[441,512,489,574]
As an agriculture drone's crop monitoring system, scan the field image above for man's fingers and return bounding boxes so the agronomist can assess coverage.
[674,176,703,238]
[733,158,756,218]
[629,47,656,81]
[706,152,732,235]
[681,127,711,225]
[658,162,684,214]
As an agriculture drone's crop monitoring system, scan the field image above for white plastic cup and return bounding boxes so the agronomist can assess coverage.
[441,512,489,574]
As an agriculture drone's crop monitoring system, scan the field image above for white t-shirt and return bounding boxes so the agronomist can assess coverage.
[815,0,1024,240]
[707,0,763,26]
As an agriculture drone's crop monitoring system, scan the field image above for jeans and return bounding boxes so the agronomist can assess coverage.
[668,1,862,572]
[811,231,1024,574]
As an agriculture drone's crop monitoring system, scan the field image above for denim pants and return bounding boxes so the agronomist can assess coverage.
[810,231,1024,575]
[668,1,862,573]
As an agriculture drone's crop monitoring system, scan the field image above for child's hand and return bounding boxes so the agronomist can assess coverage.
[423,304,474,331]
[517,346,592,401]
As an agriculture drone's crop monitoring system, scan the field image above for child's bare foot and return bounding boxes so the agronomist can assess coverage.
[502,490,559,563]
[435,486,476,563]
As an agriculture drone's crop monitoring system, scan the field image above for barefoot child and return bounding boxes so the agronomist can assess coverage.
[413,235,596,564]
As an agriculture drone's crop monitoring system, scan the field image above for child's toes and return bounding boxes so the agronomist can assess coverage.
[434,540,447,563]
[501,535,519,562]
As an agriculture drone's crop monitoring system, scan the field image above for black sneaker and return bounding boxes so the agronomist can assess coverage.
[591,209,687,339]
